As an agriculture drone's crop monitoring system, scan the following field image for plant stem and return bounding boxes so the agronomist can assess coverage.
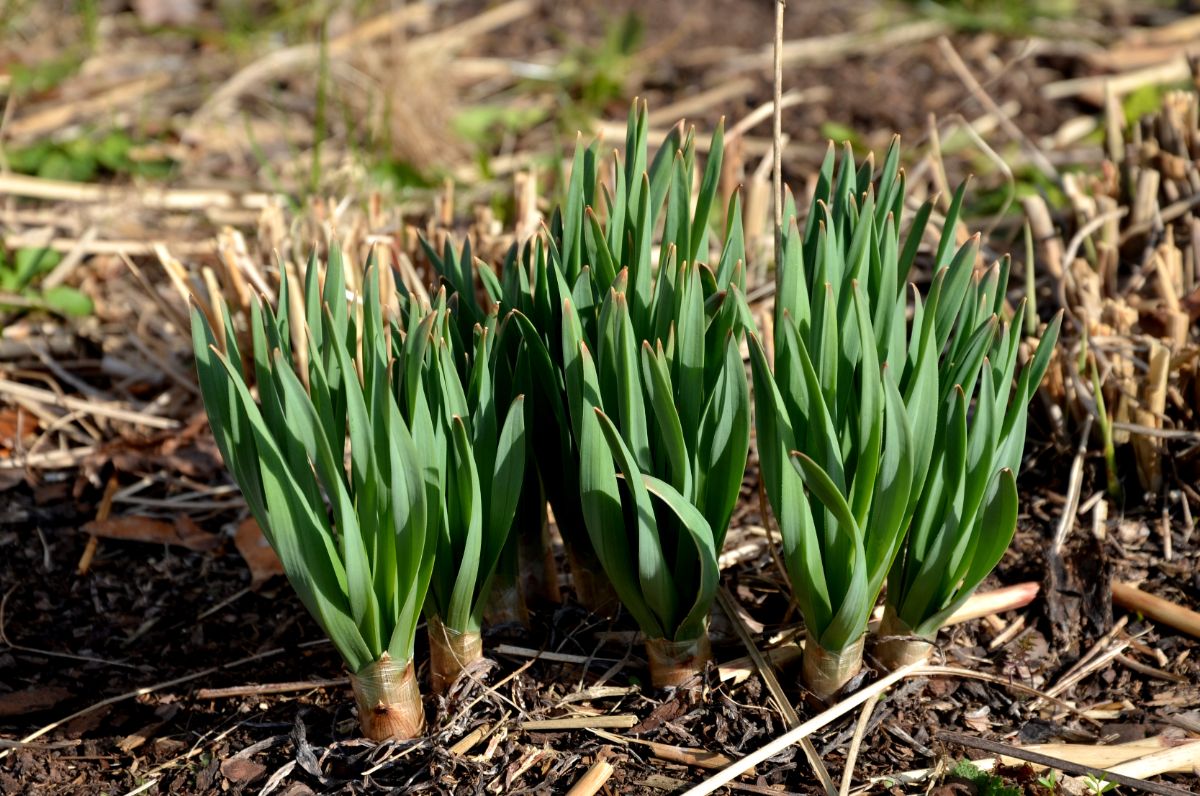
[802,634,865,699]
[427,613,485,694]
[348,654,424,741]
[645,632,713,688]
[521,490,560,604]
[525,512,561,603]
[1089,355,1122,499]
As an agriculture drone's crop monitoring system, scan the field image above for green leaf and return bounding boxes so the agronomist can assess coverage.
[39,285,93,316]
[695,332,750,549]
[445,416,485,631]
[594,409,678,634]
[642,474,718,642]
[576,343,663,637]
[688,118,724,265]
[640,342,690,499]
[14,248,61,290]
[791,452,869,651]
[210,346,373,670]
[477,395,527,619]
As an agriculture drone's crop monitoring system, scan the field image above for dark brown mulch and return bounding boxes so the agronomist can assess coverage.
[1,440,1197,796]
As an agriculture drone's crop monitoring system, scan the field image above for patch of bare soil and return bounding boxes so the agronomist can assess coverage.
[1,446,1197,795]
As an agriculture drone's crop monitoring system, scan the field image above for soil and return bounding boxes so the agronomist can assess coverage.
[1,423,1196,794]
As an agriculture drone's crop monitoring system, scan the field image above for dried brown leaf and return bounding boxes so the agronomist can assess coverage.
[234,518,283,588]
[82,515,220,551]
[0,686,71,717]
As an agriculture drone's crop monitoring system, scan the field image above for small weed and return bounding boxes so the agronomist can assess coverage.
[1122,82,1193,126]
[911,0,1078,35]
[7,53,85,96]
[951,759,1023,796]
[8,129,174,182]
[819,124,865,150]
[452,105,549,150]
[0,248,93,318]
[555,11,642,122]
[1081,774,1118,795]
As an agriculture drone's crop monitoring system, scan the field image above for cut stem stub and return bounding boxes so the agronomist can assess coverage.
[802,634,865,700]
[875,605,936,669]
[427,613,484,694]
[348,654,424,741]
[564,536,620,618]
[645,632,712,688]
[483,583,529,628]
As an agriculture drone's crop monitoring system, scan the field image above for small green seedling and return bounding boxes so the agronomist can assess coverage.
[1081,773,1118,795]
[0,247,93,318]
[951,759,1021,796]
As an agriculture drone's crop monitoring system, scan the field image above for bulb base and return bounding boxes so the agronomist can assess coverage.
[349,654,424,741]
[875,605,936,669]
[645,632,713,688]
[802,635,865,699]
[427,614,485,694]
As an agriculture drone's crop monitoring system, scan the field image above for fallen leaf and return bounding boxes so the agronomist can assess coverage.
[65,703,111,737]
[87,414,223,482]
[82,515,220,551]
[117,704,179,753]
[963,706,992,733]
[0,686,71,717]
[221,757,267,785]
[234,518,284,588]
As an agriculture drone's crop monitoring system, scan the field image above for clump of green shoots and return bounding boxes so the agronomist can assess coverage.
[426,232,621,615]
[414,302,527,693]
[532,106,751,685]
[192,246,526,737]
[192,248,436,739]
[431,102,751,685]
[750,141,1060,696]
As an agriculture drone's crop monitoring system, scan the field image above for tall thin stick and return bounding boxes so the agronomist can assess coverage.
[773,0,786,257]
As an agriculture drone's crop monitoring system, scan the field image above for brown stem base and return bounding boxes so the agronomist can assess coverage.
[802,635,865,700]
[348,654,424,741]
[875,605,936,669]
[564,538,619,618]
[483,583,529,628]
[645,633,712,688]
[427,614,485,694]
[522,510,561,604]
